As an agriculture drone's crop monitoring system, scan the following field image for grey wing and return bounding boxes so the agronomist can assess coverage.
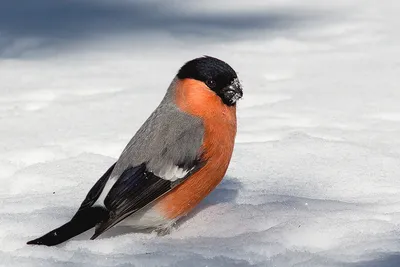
[91,106,205,238]
[113,103,205,176]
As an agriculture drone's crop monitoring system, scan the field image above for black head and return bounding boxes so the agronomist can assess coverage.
[177,56,243,106]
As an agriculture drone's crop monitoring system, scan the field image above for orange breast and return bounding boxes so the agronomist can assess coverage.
[155,79,237,219]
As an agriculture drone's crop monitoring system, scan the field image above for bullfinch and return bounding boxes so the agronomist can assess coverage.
[27,56,243,246]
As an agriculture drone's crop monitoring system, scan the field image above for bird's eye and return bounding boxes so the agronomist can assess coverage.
[206,79,216,88]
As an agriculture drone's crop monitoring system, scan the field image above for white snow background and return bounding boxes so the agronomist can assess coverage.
[1,0,400,266]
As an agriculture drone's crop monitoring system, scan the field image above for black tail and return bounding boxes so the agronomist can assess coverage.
[27,207,109,246]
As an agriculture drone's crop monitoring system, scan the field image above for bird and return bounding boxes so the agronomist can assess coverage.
[27,56,243,246]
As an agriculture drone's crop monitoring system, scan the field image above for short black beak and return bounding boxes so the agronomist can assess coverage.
[221,79,243,106]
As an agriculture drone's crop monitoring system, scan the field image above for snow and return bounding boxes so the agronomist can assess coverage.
[1,0,400,266]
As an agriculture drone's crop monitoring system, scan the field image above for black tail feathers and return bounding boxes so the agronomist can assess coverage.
[27,207,109,246]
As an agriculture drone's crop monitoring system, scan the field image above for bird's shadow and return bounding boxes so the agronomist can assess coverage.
[100,176,242,239]
[175,176,242,227]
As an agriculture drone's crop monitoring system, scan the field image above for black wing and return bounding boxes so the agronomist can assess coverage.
[91,160,204,239]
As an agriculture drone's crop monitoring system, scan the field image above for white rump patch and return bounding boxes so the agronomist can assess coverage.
[93,176,119,208]
[157,165,191,182]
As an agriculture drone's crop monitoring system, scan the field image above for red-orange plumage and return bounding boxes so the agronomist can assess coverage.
[155,78,237,219]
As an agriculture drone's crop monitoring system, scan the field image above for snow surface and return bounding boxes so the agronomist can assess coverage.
[1,0,400,266]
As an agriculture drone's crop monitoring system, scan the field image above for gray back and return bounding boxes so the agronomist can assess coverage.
[111,77,205,178]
